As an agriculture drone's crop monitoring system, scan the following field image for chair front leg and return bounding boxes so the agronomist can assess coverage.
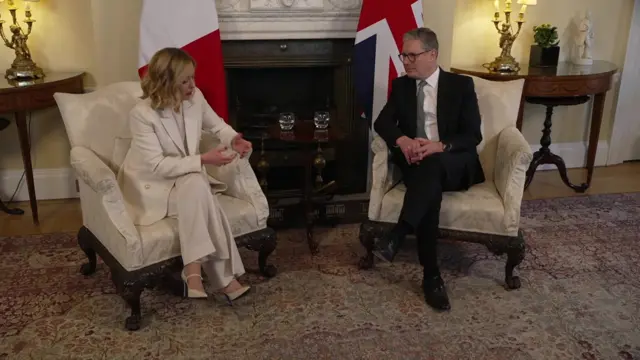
[504,230,525,290]
[121,280,144,331]
[358,221,376,269]
[358,221,395,269]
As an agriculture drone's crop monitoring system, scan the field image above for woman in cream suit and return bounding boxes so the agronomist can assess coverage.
[118,47,251,303]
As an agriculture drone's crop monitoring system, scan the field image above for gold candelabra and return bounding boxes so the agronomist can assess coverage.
[483,0,536,73]
[0,0,44,80]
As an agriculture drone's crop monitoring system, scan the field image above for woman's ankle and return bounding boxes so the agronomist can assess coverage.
[183,263,204,289]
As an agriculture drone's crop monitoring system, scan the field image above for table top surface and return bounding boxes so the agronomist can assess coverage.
[0,71,84,92]
[451,60,618,78]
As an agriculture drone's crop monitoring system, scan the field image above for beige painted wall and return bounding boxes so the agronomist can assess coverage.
[0,0,635,171]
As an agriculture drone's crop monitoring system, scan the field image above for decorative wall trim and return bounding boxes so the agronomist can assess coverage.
[0,141,608,202]
[216,0,361,40]
[0,168,78,203]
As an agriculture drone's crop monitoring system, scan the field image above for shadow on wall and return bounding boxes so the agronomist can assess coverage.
[0,117,9,132]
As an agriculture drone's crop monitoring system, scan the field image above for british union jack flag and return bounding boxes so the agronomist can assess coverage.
[354,0,424,128]
[354,0,423,189]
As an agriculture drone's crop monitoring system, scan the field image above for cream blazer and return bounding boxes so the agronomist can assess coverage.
[117,88,237,226]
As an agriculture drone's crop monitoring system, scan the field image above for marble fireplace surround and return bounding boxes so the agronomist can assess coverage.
[216,0,362,40]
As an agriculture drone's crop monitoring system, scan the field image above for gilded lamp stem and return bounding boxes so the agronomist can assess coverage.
[484,0,528,73]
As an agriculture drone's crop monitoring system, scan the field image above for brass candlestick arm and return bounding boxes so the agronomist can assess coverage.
[0,0,45,80]
[484,0,533,73]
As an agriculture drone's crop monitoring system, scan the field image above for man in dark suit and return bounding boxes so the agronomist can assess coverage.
[372,27,485,311]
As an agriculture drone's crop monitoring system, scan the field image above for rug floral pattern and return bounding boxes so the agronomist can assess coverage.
[1,193,640,359]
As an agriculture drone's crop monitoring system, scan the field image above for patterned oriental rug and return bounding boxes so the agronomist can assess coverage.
[1,193,640,359]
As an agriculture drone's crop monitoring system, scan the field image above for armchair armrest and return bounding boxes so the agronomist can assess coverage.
[368,134,402,221]
[203,148,269,227]
[70,146,142,263]
[493,126,533,232]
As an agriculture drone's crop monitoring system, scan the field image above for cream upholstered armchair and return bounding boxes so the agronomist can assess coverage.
[359,76,532,290]
[53,82,277,331]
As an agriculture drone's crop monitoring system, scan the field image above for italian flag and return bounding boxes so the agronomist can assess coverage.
[137,0,229,122]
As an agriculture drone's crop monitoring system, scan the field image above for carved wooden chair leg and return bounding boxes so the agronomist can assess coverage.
[258,232,278,278]
[78,227,97,276]
[122,282,144,331]
[358,222,375,269]
[504,231,526,290]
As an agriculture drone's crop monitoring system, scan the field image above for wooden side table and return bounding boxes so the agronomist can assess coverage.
[259,121,344,254]
[0,71,85,224]
[451,61,617,192]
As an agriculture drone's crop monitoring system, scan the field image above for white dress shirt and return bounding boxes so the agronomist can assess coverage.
[172,105,189,155]
[417,67,440,141]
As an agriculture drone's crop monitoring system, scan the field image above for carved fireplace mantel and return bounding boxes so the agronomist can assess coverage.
[216,0,362,40]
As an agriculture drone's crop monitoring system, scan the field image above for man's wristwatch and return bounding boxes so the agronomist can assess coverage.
[442,142,451,152]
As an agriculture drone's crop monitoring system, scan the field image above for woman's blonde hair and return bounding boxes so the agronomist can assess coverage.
[140,47,196,111]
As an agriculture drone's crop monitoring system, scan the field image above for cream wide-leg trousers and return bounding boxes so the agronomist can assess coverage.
[167,172,245,289]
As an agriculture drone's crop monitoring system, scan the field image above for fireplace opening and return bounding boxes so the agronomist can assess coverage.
[228,66,334,138]
[222,39,369,196]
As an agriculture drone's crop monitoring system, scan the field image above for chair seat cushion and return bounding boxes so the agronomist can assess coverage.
[379,181,511,236]
[134,194,261,265]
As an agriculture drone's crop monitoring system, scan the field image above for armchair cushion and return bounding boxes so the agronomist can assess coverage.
[380,182,506,235]
[134,193,258,267]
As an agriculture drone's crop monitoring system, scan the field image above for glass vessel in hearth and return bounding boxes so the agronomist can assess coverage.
[278,112,295,131]
[313,111,330,129]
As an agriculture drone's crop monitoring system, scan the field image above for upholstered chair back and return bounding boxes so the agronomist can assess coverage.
[54,81,143,173]
[468,76,525,181]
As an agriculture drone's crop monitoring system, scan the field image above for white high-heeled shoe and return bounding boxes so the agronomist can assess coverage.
[181,270,208,299]
[223,285,251,305]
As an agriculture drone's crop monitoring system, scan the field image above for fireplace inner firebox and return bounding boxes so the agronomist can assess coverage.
[228,66,334,139]
[222,39,368,196]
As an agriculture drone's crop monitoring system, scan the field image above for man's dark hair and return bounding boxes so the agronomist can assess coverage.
[403,27,439,53]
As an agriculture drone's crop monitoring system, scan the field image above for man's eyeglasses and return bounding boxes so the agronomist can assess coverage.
[398,50,431,62]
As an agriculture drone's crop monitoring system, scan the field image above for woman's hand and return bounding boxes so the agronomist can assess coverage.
[231,133,252,158]
[201,145,237,166]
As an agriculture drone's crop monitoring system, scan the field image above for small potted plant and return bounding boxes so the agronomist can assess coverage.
[529,23,560,67]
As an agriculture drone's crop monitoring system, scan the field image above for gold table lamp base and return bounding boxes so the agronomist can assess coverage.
[6,58,45,80]
[484,54,521,73]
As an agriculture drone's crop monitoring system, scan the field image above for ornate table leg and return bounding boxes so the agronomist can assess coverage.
[585,92,606,188]
[15,111,39,223]
[256,136,269,190]
[304,146,319,255]
[524,101,589,193]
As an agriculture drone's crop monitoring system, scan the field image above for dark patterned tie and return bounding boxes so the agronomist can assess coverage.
[416,80,427,139]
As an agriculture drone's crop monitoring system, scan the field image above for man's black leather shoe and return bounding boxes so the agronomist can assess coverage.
[372,231,404,263]
[422,275,451,311]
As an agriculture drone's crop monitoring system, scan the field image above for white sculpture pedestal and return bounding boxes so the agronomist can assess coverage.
[573,58,593,66]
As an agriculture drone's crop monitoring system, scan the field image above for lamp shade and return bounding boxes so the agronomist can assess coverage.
[517,0,537,4]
